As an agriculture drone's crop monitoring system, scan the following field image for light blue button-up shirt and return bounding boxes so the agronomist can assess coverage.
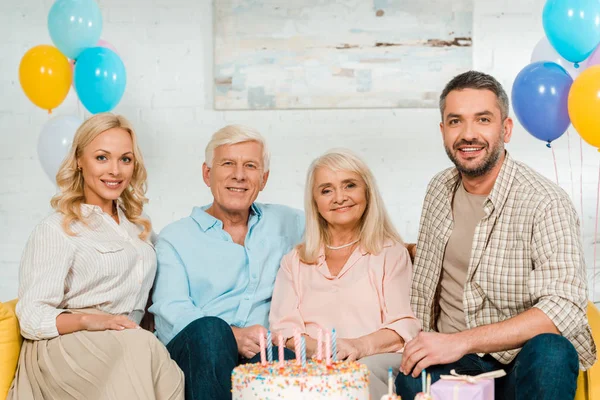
[150,202,304,345]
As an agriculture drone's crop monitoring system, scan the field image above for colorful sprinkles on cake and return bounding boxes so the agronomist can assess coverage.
[231,359,369,397]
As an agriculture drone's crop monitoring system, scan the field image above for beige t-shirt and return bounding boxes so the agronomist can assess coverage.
[437,181,486,334]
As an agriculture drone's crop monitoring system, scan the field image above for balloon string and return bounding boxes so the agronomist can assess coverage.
[595,158,600,303]
[567,131,575,202]
[551,145,559,186]
[581,137,585,233]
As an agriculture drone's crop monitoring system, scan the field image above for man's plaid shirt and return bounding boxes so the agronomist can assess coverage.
[411,152,596,369]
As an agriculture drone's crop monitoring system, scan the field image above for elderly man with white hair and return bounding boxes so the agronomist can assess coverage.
[150,125,304,400]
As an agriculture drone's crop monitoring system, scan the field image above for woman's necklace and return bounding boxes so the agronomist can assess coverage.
[325,238,360,250]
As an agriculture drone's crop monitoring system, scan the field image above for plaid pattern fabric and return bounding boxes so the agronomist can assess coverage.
[411,152,597,369]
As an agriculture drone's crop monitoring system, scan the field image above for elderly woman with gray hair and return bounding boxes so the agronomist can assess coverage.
[269,148,420,399]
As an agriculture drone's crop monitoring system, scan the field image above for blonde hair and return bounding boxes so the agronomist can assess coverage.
[50,113,151,239]
[298,148,403,264]
[205,124,270,171]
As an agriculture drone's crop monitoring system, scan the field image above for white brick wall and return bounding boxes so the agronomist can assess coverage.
[2,0,600,302]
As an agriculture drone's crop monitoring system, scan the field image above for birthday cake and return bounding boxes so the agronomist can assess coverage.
[231,360,370,399]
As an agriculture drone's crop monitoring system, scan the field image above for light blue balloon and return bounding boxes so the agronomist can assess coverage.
[74,47,126,114]
[543,0,600,63]
[48,0,102,60]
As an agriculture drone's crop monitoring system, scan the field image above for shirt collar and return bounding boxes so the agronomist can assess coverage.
[486,151,517,212]
[191,202,263,232]
[80,202,123,218]
[441,151,517,214]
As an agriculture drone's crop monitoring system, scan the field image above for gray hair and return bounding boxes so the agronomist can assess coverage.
[205,124,270,171]
[439,71,509,121]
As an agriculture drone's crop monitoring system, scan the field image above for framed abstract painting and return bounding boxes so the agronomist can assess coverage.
[214,0,473,110]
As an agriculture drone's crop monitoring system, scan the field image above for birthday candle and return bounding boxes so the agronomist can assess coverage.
[427,373,431,395]
[266,331,273,363]
[278,334,284,368]
[388,367,393,395]
[301,336,307,368]
[421,369,426,393]
[317,328,323,361]
[325,332,332,366]
[294,330,302,365]
[259,333,266,366]
[331,328,337,362]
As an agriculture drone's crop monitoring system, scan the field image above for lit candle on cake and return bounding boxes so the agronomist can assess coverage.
[325,331,332,366]
[259,333,266,366]
[266,331,273,363]
[421,369,426,393]
[317,328,323,361]
[388,367,393,395]
[278,333,284,368]
[331,328,337,362]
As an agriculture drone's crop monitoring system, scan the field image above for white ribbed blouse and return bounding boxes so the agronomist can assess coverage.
[16,204,157,340]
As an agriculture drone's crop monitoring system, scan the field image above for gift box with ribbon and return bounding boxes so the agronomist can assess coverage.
[430,369,506,400]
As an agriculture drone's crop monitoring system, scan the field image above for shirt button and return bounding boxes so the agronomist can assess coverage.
[252,273,257,279]
[244,296,250,300]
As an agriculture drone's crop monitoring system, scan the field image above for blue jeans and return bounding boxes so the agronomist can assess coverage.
[166,316,296,400]
[395,333,579,400]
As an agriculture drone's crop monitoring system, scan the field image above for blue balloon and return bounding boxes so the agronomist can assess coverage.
[543,0,600,63]
[74,47,126,114]
[48,0,102,60]
[511,62,573,145]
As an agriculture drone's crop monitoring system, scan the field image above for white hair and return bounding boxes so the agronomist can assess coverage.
[205,124,270,171]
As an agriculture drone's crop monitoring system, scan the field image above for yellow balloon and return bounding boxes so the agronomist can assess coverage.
[568,65,600,148]
[18,45,72,113]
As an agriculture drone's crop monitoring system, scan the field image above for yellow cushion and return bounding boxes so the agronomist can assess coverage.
[0,299,22,400]
[575,301,600,400]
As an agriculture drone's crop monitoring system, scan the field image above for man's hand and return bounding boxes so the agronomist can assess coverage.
[336,338,367,362]
[400,331,468,377]
[231,325,267,359]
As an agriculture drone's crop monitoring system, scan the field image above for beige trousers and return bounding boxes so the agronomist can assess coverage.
[8,311,184,400]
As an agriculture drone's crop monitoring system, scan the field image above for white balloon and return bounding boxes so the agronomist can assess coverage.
[531,36,585,78]
[37,115,82,183]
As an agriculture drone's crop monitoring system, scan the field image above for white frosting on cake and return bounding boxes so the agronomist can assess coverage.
[231,360,369,399]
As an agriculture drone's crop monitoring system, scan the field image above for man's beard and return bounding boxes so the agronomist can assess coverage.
[444,136,504,178]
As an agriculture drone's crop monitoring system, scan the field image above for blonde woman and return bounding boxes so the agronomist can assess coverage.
[9,114,184,400]
[269,148,420,399]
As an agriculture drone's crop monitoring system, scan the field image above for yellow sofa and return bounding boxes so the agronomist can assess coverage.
[0,299,21,400]
[575,301,600,400]
[1,299,599,399]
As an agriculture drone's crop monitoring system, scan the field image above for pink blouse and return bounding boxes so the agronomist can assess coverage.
[269,241,420,345]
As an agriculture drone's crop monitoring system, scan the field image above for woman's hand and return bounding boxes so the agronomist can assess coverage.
[80,314,140,331]
[57,313,140,335]
[302,335,319,358]
[336,338,367,362]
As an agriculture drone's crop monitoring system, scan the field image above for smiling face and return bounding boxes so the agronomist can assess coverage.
[202,140,269,216]
[440,88,513,178]
[77,127,135,207]
[312,167,368,231]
